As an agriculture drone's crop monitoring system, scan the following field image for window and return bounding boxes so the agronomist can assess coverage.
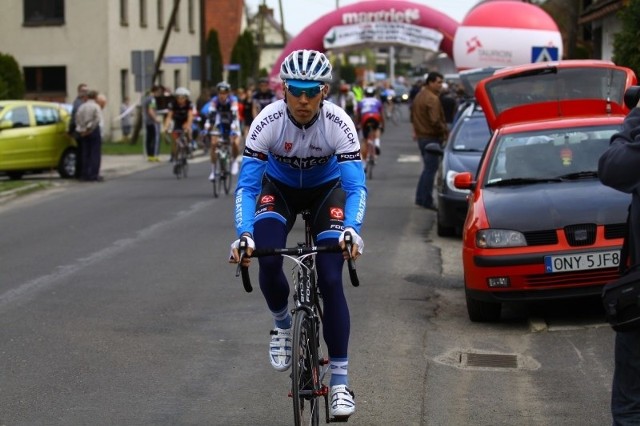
[23,66,67,95]
[23,0,64,26]
[120,69,130,102]
[140,0,147,27]
[173,69,181,91]
[120,0,129,26]
[188,0,194,33]
[157,0,164,29]
[3,106,31,128]
[33,105,61,126]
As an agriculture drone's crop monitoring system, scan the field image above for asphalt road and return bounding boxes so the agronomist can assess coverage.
[0,105,617,425]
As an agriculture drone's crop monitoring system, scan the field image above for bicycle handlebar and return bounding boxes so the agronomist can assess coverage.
[235,234,360,293]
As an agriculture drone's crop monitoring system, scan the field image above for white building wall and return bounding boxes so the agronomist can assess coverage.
[0,0,201,141]
[601,14,621,63]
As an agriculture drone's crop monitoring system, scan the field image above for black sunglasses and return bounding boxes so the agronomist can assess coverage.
[286,84,324,98]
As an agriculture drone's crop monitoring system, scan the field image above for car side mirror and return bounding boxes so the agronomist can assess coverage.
[0,120,12,130]
[454,172,474,190]
[425,142,443,156]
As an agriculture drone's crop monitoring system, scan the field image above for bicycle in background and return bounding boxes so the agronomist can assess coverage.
[210,125,234,198]
[169,129,190,179]
[237,211,360,425]
[362,119,379,180]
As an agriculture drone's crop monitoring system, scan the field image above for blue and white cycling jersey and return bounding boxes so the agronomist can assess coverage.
[234,99,367,237]
[202,95,240,135]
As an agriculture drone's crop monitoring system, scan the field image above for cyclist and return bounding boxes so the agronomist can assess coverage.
[336,82,357,124]
[229,49,366,419]
[163,87,194,161]
[203,81,241,180]
[356,85,384,160]
[251,77,277,119]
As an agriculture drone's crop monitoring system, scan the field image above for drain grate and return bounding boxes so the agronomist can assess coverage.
[463,352,519,369]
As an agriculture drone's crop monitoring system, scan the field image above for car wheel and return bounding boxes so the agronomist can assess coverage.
[7,172,24,180]
[437,219,456,237]
[465,288,501,322]
[58,148,77,178]
[436,209,456,237]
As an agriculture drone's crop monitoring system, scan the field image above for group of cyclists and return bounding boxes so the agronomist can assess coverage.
[160,77,278,182]
[159,75,399,182]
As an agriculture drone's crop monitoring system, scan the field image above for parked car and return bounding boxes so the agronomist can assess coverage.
[454,60,637,322]
[391,84,409,103]
[429,102,490,236]
[0,100,76,180]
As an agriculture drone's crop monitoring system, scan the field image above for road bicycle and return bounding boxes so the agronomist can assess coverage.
[237,211,359,425]
[362,120,378,180]
[211,128,233,198]
[171,130,190,179]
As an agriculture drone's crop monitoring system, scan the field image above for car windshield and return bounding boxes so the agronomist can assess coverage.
[451,115,491,152]
[484,125,620,186]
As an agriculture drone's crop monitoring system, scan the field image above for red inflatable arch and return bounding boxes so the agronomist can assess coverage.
[268,0,459,82]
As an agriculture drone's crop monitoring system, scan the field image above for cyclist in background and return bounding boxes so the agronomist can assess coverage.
[356,85,384,159]
[228,49,366,420]
[251,77,277,119]
[204,81,241,180]
[163,87,194,161]
[336,82,357,124]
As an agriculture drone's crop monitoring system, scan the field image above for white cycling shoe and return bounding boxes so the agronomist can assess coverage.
[330,385,355,418]
[269,327,292,372]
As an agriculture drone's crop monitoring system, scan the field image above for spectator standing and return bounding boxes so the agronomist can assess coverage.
[75,90,105,182]
[69,83,88,179]
[241,82,255,145]
[251,77,277,119]
[410,72,447,210]
[120,96,133,142]
[439,83,458,131]
[598,103,640,425]
[144,85,163,162]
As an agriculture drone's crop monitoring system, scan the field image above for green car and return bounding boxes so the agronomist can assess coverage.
[0,100,77,180]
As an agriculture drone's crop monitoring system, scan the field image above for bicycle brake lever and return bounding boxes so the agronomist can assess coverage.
[343,232,360,287]
[236,237,253,292]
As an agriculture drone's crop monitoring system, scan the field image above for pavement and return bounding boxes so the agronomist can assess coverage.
[0,153,209,205]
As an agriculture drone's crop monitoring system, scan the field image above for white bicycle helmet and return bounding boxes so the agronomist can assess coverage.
[175,87,190,97]
[280,50,332,83]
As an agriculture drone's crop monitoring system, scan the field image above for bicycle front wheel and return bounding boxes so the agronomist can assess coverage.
[217,157,227,196]
[223,163,233,195]
[292,309,321,426]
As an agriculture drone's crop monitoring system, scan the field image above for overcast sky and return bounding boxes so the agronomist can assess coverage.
[243,0,481,36]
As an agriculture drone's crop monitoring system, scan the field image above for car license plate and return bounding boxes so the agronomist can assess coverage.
[544,250,620,273]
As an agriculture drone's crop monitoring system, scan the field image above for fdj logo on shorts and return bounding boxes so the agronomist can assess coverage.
[329,207,344,220]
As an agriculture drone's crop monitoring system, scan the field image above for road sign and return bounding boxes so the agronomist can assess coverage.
[163,56,189,64]
[531,46,559,63]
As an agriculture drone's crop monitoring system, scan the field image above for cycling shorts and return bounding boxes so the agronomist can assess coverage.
[255,176,346,241]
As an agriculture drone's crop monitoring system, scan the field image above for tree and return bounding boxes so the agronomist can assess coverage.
[229,30,258,89]
[612,0,640,77]
[206,30,224,88]
[0,53,25,100]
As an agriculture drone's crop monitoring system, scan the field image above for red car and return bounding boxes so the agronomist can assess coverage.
[454,60,637,322]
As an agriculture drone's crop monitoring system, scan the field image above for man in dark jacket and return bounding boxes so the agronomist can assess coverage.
[598,103,640,425]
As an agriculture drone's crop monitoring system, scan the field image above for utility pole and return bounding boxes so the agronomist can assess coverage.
[257,0,266,76]
[278,0,286,45]
[199,0,207,90]
[152,0,182,84]
[131,0,182,145]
